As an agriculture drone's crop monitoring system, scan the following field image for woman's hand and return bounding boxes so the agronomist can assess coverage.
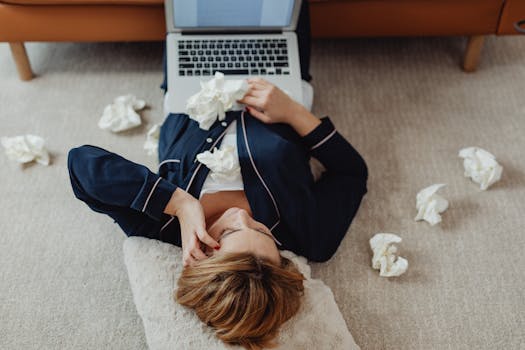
[238,78,303,124]
[239,78,321,137]
[164,188,220,267]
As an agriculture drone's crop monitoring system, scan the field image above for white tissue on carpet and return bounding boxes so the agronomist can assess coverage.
[458,146,503,190]
[123,237,360,350]
[1,134,50,166]
[369,233,408,277]
[414,184,449,226]
[98,94,146,132]
[144,124,161,157]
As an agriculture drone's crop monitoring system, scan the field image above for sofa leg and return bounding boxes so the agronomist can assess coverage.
[9,42,34,81]
[462,35,485,73]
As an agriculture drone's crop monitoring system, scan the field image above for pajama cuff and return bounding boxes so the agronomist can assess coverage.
[131,174,177,221]
[301,117,337,151]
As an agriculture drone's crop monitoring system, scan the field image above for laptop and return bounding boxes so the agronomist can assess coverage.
[165,0,304,113]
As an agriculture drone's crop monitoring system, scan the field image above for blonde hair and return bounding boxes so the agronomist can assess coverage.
[176,252,305,350]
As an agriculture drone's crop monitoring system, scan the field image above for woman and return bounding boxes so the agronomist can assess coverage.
[68,5,367,350]
[68,78,368,349]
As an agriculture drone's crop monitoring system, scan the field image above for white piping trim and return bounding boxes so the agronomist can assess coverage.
[158,159,181,169]
[160,216,175,232]
[142,177,162,212]
[241,112,281,231]
[185,128,229,192]
[310,129,337,151]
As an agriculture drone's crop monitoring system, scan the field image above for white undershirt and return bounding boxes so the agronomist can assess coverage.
[199,120,244,198]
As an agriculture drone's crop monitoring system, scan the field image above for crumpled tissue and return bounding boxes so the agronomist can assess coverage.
[414,184,449,226]
[1,134,50,166]
[196,145,241,181]
[369,233,408,277]
[144,124,161,157]
[98,94,146,132]
[186,72,248,130]
[458,147,503,190]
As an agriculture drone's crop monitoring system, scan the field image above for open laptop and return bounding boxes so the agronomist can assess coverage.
[165,0,304,113]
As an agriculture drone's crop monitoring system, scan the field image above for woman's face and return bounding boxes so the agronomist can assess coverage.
[206,207,281,264]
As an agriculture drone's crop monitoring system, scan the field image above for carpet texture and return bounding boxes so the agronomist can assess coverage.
[1,36,524,350]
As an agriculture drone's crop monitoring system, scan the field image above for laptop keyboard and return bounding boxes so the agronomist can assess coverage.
[177,38,290,77]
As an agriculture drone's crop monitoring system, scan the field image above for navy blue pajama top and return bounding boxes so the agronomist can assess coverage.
[69,110,368,262]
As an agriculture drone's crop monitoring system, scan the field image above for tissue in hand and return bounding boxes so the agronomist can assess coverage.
[186,72,248,130]
[458,147,503,190]
[414,184,449,226]
[1,135,50,166]
[98,94,146,132]
[144,124,161,157]
[370,233,408,277]
[196,145,241,182]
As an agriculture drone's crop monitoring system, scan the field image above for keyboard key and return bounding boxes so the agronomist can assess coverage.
[180,63,194,68]
[203,70,211,76]
[179,57,191,62]
[276,56,287,61]
[187,70,193,76]
[179,70,185,76]
[195,70,201,76]
[274,62,289,67]
[214,69,249,75]
[260,69,266,74]
[251,69,259,74]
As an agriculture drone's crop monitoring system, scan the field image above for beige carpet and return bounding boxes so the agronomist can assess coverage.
[1,36,524,350]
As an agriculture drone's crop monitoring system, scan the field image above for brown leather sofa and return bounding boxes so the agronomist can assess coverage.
[1,0,524,81]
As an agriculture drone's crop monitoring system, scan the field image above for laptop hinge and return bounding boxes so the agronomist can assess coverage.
[180,30,283,36]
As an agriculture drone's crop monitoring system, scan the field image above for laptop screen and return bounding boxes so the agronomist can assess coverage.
[172,0,295,28]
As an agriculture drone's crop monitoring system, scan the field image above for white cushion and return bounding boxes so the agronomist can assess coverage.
[123,237,360,350]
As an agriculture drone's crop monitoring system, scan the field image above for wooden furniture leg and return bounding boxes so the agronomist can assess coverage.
[463,35,485,72]
[8,42,34,81]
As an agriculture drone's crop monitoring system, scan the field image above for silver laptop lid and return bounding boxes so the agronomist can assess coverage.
[165,0,302,34]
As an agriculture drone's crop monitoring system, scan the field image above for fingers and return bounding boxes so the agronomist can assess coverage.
[196,228,220,249]
[238,95,264,109]
[183,254,196,267]
[247,77,269,87]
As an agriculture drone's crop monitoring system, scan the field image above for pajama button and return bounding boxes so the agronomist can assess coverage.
[206,138,213,143]
[221,121,227,127]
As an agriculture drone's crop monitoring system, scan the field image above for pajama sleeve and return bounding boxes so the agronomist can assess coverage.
[68,145,177,221]
[294,117,368,262]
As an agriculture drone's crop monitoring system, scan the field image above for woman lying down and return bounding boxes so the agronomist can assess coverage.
[67,78,368,350]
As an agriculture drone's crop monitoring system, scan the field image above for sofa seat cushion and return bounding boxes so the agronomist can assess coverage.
[0,0,162,6]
